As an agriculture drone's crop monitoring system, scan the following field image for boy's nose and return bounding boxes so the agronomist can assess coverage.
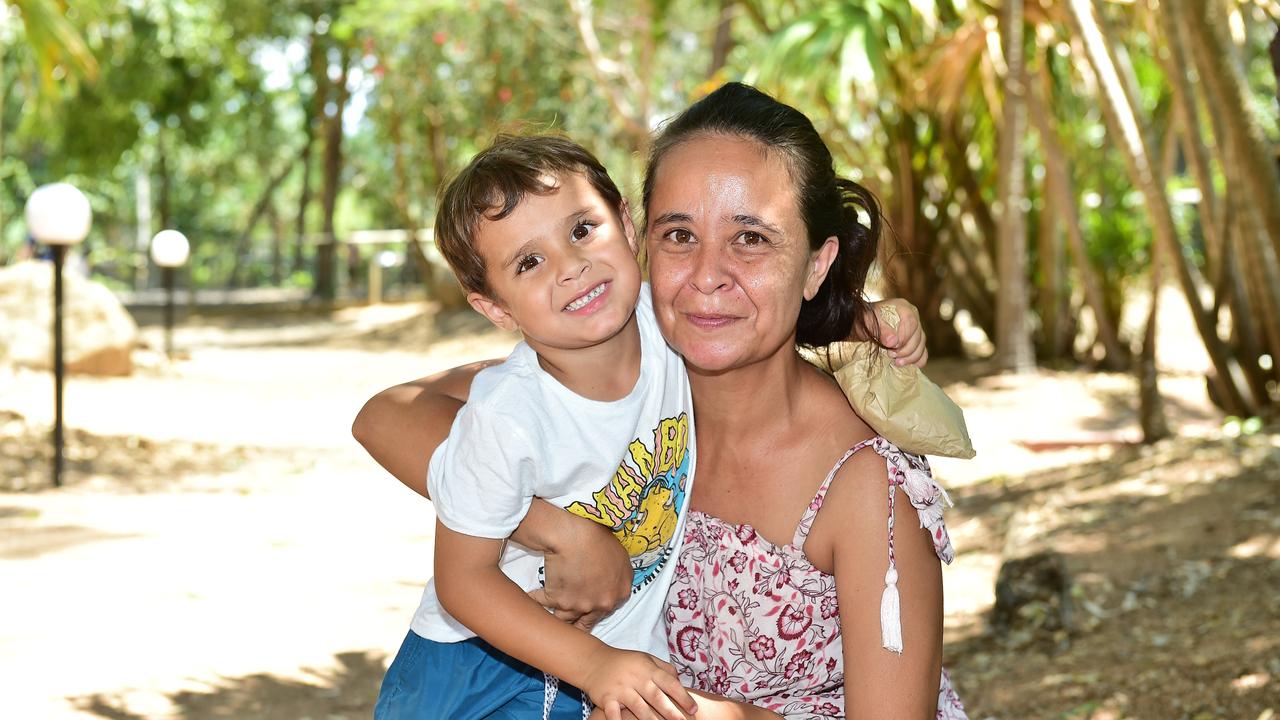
[558,249,591,284]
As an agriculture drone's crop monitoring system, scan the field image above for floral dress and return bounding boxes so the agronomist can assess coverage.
[665,437,968,719]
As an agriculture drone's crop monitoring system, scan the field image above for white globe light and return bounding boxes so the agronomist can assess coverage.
[25,182,92,245]
[150,229,191,267]
[377,250,399,268]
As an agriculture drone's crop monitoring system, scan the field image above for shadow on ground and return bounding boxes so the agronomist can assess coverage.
[73,651,384,720]
[1,410,319,493]
[946,432,1280,719]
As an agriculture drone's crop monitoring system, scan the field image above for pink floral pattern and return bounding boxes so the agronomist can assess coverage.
[666,437,968,719]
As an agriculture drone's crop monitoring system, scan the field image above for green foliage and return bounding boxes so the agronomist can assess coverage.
[1,0,1277,365]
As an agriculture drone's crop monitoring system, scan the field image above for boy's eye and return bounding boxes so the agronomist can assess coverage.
[571,222,594,241]
[663,229,694,244]
[516,255,543,274]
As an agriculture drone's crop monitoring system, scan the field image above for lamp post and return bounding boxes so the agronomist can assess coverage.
[149,230,190,359]
[25,183,92,488]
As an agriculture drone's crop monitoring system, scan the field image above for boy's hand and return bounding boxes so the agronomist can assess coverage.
[874,298,928,368]
[580,647,698,720]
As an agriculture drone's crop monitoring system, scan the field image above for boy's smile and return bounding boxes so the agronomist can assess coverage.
[467,172,643,362]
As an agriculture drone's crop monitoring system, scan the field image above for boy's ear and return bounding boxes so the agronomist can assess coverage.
[468,291,519,332]
[619,199,638,255]
[803,236,840,301]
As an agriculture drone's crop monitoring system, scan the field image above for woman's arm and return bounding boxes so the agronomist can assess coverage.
[351,363,632,620]
[825,452,944,719]
[351,360,497,497]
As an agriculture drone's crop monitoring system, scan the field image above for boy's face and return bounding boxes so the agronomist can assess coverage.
[468,172,642,355]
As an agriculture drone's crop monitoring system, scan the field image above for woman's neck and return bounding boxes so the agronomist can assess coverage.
[687,343,811,443]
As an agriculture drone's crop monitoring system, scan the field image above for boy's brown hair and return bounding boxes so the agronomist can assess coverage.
[434,133,625,296]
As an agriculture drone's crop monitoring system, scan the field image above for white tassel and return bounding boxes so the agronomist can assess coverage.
[880,565,903,653]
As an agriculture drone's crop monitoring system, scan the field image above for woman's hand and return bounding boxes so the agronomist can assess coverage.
[588,688,784,720]
[873,298,928,368]
[524,508,633,630]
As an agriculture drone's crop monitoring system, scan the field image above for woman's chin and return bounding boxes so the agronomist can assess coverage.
[680,347,750,376]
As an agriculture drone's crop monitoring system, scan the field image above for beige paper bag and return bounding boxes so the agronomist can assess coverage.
[800,306,975,459]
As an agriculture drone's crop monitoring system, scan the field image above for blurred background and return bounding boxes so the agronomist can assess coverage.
[1,1,1278,718]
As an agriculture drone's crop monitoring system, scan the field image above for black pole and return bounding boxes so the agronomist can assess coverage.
[52,245,66,488]
[163,266,175,359]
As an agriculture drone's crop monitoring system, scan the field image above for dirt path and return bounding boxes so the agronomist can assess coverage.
[1,301,1275,719]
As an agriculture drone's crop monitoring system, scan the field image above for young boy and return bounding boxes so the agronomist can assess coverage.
[374,134,699,720]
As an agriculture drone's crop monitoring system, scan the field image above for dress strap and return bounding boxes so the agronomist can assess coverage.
[792,436,880,548]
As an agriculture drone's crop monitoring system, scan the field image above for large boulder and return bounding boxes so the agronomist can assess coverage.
[0,260,137,376]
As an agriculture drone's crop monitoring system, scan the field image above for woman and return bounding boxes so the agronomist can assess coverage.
[355,83,964,719]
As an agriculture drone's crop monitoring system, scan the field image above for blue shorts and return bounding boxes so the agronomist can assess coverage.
[374,631,588,720]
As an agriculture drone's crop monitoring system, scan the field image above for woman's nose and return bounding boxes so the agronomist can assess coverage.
[689,243,731,294]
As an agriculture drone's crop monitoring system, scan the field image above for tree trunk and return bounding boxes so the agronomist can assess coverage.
[1180,0,1280,261]
[316,46,351,301]
[294,24,325,276]
[567,0,651,152]
[946,229,998,337]
[1269,21,1279,112]
[1137,246,1171,443]
[1233,203,1280,403]
[708,0,735,77]
[156,132,172,234]
[228,163,291,288]
[387,102,440,294]
[1066,0,1257,415]
[995,0,1034,372]
[1027,77,1126,367]
[1154,3,1225,281]
[1036,168,1067,361]
[267,201,284,286]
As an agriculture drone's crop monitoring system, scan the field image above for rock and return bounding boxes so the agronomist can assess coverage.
[0,260,137,376]
[991,551,1075,651]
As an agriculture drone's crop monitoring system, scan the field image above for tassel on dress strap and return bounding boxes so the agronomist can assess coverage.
[881,470,904,653]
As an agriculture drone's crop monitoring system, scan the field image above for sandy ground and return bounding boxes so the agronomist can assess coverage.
[1,295,1276,719]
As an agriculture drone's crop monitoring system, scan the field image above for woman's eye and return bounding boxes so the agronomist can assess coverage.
[664,229,694,244]
[516,255,543,274]
[571,222,594,241]
[739,231,767,246]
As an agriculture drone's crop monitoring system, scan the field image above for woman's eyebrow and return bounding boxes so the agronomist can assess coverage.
[731,214,782,235]
[651,211,694,227]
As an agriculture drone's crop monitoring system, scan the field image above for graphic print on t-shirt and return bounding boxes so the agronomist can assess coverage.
[565,412,690,592]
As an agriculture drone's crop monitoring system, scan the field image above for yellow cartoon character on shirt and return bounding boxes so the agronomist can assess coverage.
[617,483,678,566]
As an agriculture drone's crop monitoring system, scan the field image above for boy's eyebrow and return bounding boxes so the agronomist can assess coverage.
[562,207,595,226]
[731,214,783,235]
[501,239,538,268]
[650,211,694,227]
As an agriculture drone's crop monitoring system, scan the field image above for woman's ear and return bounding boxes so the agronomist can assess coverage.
[803,236,840,300]
[468,292,519,332]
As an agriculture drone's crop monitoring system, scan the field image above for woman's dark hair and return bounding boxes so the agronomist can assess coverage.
[641,82,881,348]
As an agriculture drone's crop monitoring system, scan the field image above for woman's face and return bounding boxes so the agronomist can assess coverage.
[645,134,837,374]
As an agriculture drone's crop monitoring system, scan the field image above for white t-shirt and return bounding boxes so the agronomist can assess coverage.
[411,286,695,657]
